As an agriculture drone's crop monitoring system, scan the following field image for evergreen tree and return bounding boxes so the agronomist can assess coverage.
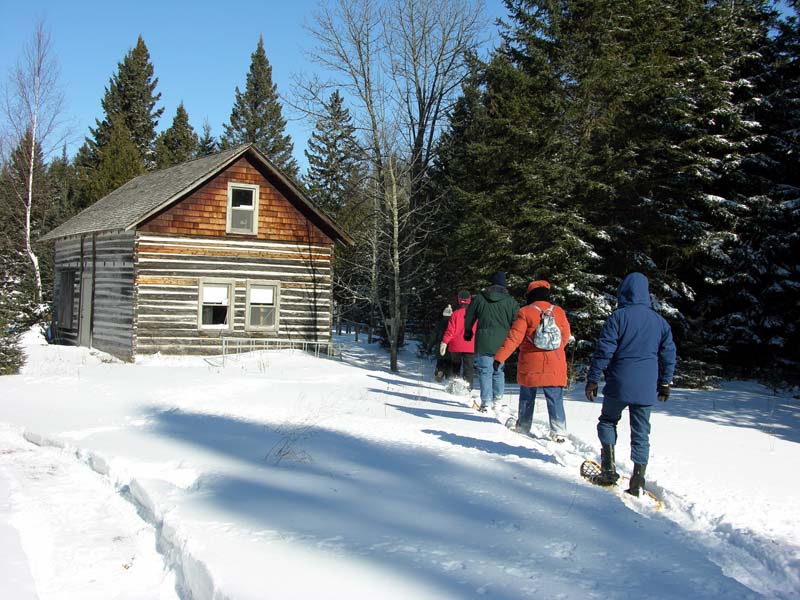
[87,36,163,171]
[696,0,800,371]
[46,144,77,226]
[221,36,298,176]
[154,102,199,168]
[197,119,218,156]
[0,278,24,375]
[303,90,365,329]
[90,117,145,201]
[304,90,361,217]
[432,7,613,351]
[0,135,57,308]
[68,142,97,212]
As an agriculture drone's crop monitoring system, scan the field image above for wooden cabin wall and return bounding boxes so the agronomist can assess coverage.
[91,231,136,359]
[53,236,83,346]
[134,233,333,355]
[52,231,135,360]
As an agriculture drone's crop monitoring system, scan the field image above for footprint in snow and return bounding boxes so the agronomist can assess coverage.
[546,541,577,559]
[440,560,465,571]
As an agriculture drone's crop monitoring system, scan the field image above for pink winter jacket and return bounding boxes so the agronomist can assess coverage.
[441,302,477,353]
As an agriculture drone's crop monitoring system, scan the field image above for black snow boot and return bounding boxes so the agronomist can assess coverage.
[597,444,620,486]
[626,463,647,497]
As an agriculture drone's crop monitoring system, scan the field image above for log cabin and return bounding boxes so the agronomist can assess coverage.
[41,143,354,360]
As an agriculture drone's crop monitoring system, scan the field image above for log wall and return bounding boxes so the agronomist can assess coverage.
[134,234,333,355]
[53,231,135,360]
[92,231,136,359]
[53,236,83,346]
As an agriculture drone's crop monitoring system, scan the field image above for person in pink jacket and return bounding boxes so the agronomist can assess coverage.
[440,291,478,388]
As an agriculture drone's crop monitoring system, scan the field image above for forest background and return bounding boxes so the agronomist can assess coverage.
[1,0,798,385]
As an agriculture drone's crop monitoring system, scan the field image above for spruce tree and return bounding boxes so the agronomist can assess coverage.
[87,36,163,171]
[221,36,298,176]
[90,117,145,201]
[696,0,800,370]
[0,281,24,375]
[304,90,361,217]
[432,9,609,350]
[197,119,218,156]
[154,102,199,168]
[0,135,56,309]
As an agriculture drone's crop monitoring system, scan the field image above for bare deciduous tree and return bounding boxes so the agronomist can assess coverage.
[2,21,65,305]
[305,0,485,371]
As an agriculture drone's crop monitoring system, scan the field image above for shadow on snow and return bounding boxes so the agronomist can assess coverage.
[145,408,756,599]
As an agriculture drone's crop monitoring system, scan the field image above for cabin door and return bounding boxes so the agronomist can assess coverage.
[78,272,93,347]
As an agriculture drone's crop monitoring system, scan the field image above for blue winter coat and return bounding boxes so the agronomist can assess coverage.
[587,273,676,406]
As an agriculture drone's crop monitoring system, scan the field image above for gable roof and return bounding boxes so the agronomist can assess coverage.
[41,144,354,246]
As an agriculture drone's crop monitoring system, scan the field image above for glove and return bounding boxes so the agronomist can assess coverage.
[657,384,670,402]
[493,360,502,372]
[585,381,598,402]
[439,342,447,357]
[463,330,473,342]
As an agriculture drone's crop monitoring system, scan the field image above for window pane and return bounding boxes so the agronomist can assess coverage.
[202,305,229,325]
[250,286,274,305]
[250,306,275,328]
[231,187,254,208]
[231,209,253,232]
[203,284,229,305]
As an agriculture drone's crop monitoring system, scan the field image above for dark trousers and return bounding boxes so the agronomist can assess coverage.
[435,357,453,381]
[448,352,475,387]
[597,398,653,465]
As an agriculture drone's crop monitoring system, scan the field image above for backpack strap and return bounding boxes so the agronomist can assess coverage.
[531,303,554,314]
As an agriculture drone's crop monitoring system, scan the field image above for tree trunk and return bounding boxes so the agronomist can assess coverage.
[25,115,43,306]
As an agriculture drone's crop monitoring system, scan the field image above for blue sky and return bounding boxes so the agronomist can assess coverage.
[0,0,508,172]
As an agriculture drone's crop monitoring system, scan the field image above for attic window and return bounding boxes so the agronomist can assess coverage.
[226,182,259,235]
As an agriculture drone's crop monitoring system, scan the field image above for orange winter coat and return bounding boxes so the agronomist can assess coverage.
[494,301,571,387]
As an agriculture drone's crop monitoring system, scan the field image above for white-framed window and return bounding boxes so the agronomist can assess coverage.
[226,182,260,235]
[198,278,234,330]
[246,280,280,331]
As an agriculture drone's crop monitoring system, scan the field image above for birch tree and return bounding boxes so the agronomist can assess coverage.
[306,0,484,371]
[2,22,65,306]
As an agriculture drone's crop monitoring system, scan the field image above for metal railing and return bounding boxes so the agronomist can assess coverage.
[220,336,339,365]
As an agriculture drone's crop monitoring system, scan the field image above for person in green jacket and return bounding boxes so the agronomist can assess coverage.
[463,272,520,411]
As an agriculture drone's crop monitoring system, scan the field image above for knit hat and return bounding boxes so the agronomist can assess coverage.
[526,280,551,293]
[490,271,507,288]
[457,290,471,305]
[526,279,552,303]
[443,304,453,317]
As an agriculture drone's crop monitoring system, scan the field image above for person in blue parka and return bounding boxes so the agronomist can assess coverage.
[584,272,676,496]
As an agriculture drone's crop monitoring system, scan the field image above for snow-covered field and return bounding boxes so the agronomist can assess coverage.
[0,329,798,599]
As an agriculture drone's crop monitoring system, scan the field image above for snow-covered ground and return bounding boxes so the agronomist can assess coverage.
[0,329,798,599]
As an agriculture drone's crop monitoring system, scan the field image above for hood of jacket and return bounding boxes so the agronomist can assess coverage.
[482,285,510,302]
[617,272,651,308]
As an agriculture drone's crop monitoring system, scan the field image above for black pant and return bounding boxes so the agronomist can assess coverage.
[435,357,452,380]
[448,352,475,387]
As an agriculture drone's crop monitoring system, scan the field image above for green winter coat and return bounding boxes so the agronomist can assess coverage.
[463,286,520,355]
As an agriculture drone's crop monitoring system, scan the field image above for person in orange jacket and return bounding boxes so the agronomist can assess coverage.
[440,290,478,388]
[494,280,571,442]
